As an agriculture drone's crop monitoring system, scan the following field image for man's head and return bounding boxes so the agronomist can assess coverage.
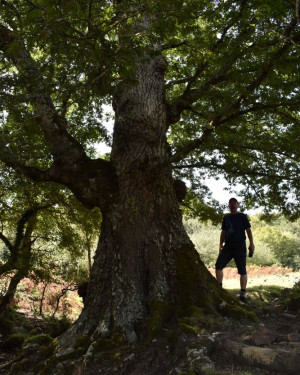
[228,198,238,214]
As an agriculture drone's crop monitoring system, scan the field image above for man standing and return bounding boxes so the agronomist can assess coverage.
[215,198,255,301]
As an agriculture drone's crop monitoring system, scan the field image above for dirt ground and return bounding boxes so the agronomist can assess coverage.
[0,271,299,375]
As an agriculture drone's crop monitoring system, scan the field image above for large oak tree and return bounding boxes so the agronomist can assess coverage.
[0,0,299,351]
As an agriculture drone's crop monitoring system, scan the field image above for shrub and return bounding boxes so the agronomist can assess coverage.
[44,315,72,337]
[282,281,300,313]
[25,333,53,346]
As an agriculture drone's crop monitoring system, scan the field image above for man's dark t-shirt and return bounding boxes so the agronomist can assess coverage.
[222,213,251,244]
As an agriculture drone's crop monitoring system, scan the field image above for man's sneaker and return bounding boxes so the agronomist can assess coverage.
[240,291,246,302]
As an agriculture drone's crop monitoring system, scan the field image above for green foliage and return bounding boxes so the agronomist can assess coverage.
[73,335,91,351]
[281,281,300,313]
[184,218,220,267]
[24,333,53,346]
[252,216,300,270]
[184,215,300,269]
[0,0,299,220]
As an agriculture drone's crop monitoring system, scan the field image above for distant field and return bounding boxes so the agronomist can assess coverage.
[208,266,300,289]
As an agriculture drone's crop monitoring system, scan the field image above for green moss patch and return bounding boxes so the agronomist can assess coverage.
[177,323,199,336]
[220,303,258,322]
[93,331,126,353]
[25,334,53,346]
[73,335,91,350]
[174,245,231,316]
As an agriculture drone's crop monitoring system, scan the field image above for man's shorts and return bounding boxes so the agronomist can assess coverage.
[215,242,247,275]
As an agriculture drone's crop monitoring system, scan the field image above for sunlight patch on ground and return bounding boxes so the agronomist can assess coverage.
[223,272,300,290]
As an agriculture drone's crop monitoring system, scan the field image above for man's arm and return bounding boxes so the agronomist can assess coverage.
[246,228,255,252]
[219,229,226,253]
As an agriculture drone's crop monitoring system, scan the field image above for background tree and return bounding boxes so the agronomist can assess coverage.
[0,164,101,322]
[252,215,300,270]
[0,206,41,321]
[0,0,299,360]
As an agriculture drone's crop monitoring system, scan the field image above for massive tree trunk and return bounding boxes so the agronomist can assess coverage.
[0,18,227,349]
[59,55,223,346]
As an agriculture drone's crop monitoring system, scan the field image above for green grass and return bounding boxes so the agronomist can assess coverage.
[223,271,300,290]
[229,286,282,311]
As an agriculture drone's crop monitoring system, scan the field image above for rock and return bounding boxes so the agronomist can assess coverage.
[283,313,297,319]
[189,355,215,372]
[252,326,277,346]
[190,335,216,356]
[215,338,300,374]
[187,347,215,372]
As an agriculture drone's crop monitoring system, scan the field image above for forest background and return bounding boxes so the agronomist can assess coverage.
[1,207,299,322]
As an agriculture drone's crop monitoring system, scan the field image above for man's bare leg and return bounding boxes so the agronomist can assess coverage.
[216,269,223,286]
[240,274,247,289]
[240,274,247,301]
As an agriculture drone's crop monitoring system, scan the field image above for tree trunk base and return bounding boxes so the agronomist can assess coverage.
[7,324,300,375]
[5,299,260,375]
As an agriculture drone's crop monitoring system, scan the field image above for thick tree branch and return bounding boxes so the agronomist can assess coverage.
[166,17,299,164]
[167,14,298,126]
[165,77,192,88]
[160,126,215,166]
[0,232,13,252]
[215,0,248,46]
[221,142,299,162]
[23,0,46,11]
[172,161,297,181]
[0,23,118,209]
[166,56,236,125]
[217,99,300,126]
[161,40,188,51]
[0,23,86,162]
[0,136,118,209]
[0,136,54,182]
[88,0,94,33]
[166,2,251,124]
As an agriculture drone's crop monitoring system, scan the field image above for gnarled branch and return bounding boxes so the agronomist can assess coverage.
[0,23,86,162]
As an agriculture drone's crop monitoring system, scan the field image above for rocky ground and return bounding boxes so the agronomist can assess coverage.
[0,282,299,375]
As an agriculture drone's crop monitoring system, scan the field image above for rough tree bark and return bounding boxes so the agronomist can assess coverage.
[58,55,225,347]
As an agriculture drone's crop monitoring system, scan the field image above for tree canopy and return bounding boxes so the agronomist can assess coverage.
[0,0,299,219]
